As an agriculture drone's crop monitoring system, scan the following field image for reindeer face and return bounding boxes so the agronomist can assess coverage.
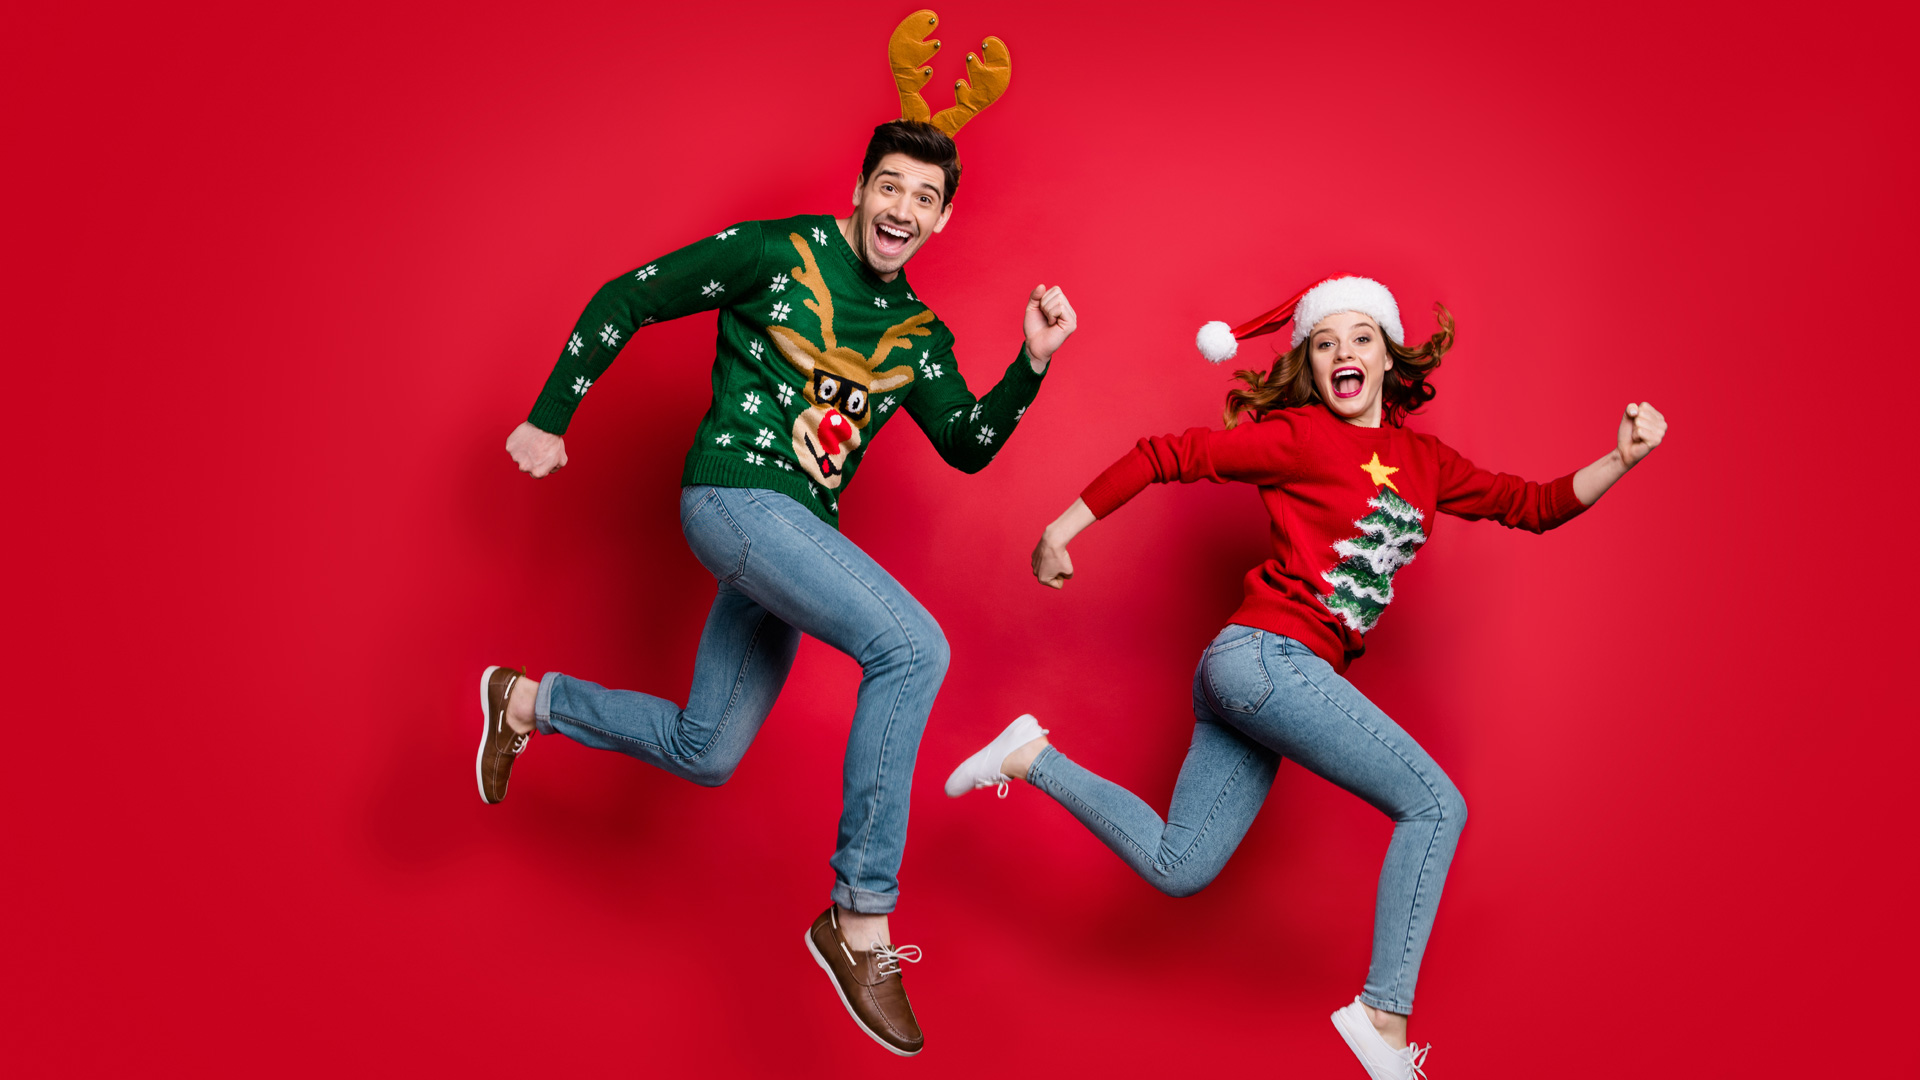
[811,367,871,425]
[764,231,936,491]
[792,402,862,488]
[789,352,879,488]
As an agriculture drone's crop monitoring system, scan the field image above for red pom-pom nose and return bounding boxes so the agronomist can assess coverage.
[817,410,850,456]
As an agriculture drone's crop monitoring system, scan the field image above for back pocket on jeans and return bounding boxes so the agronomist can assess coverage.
[681,488,751,583]
[1204,632,1272,714]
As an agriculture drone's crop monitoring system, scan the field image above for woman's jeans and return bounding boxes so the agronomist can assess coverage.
[533,486,949,914]
[1025,626,1467,1014]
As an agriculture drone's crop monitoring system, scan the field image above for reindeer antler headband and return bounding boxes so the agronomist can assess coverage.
[888,10,1010,136]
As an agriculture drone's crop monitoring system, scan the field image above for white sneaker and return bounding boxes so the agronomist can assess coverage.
[943,714,1049,798]
[1331,998,1431,1079]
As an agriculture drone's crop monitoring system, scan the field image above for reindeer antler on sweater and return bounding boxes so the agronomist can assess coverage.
[777,232,928,394]
[871,309,936,370]
[887,9,1010,137]
[788,234,838,351]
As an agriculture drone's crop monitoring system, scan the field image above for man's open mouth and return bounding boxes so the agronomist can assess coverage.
[1332,366,1365,400]
[872,220,914,260]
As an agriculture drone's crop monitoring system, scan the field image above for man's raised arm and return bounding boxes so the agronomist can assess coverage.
[508,221,768,477]
[903,284,1075,474]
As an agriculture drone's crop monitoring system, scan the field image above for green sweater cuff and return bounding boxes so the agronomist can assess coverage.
[1006,342,1052,393]
[528,395,576,435]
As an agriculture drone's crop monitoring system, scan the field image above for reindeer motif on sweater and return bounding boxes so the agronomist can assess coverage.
[767,233,935,488]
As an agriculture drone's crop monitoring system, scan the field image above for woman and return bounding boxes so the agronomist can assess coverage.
[943,274,1665,1079]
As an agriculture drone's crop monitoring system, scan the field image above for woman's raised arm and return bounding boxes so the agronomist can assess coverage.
[1571,402,1668,506]
[1032,498,1097,589]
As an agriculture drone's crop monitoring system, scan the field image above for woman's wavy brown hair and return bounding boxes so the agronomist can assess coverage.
[1222,304,1456,428]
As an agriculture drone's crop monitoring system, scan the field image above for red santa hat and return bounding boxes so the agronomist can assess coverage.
[1195,273,1404,363]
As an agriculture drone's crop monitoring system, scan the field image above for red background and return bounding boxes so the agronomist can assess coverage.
[8,1,1916,1075]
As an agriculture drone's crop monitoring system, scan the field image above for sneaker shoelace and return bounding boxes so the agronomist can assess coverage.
[972,773,1011,798]
[1404,1042,1430,1079]
[871,942,923,978]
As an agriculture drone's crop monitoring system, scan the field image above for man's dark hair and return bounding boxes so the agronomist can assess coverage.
[860,120,961,205]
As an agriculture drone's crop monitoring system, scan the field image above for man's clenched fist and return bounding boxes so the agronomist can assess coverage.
[506,421,568,478]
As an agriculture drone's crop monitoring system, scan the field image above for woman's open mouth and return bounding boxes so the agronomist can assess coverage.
[872,220,914,260]
[1331,366,1365,400]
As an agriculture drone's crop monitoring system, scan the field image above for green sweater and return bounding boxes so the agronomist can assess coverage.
[529,214,1047,528]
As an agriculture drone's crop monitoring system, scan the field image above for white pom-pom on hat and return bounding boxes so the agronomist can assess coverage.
[1196,320,1239,363]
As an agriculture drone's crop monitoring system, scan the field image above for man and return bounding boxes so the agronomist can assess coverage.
[479,110,1074,1056]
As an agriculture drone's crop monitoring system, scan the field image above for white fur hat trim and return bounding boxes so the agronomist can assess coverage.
[1289,276,1403,349]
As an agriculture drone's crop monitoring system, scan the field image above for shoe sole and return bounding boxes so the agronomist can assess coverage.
[1330,1005,1395,1080]
[803,927,921,1057]
[476,665,501,804]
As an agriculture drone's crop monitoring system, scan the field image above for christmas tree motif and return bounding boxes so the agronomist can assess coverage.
[1320,458,1427,633]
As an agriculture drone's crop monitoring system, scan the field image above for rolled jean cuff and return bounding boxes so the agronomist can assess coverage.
[1360,989,1412,1016]
[831,881,898,915]
[534,673,561,736]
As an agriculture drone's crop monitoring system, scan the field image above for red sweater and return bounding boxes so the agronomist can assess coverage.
[1080,405,1588,674]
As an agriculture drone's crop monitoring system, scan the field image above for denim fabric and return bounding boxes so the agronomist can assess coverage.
[1024,625,1467,1014]
[535,486,949,914]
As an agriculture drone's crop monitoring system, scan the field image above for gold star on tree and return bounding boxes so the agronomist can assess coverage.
[1360,452,1400,491]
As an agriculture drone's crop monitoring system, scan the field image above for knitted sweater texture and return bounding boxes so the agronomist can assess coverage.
[530,214,1045,527]
[1080,405,1588,673]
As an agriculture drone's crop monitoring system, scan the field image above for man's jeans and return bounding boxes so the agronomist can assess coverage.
[534,486,948,914]
[1024,625,1467,1014]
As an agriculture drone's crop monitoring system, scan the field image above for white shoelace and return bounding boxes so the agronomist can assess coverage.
[495,709,531,755]
[1404,1042,1430,1079]
[871,942,923,977]
[973,773,1011,798]
[496,671,531,756]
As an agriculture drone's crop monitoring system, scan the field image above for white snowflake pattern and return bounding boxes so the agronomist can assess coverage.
[969,403,984,422]
[975,425,997,445]
[775,383,794,406]
[702,280,725,298]
[566,332,584,356]
[811,226,829,245]
[873,297,889,309]
[906,292,917,302]
[754,428,775,448]
[829,498,838,512]
[769,273,790,293]
[919,351,943,379]
[715,432,733,446]
[877,395,896,414]
[741,391,763,414]
[640,316,657,326]
[775,459,793,471]
[1014,406,1027,421]
[634,264,659,281]
[571,376,592,396]
[769,301,792,322]
[807,481,818,497]
[745,451,765,466]
[748,339,765,359]
[599,323,621,347]
[714,227,740,240]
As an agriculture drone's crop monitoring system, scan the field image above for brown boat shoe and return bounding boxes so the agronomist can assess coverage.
[804,906,925,1056]
[476,665,532,804]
